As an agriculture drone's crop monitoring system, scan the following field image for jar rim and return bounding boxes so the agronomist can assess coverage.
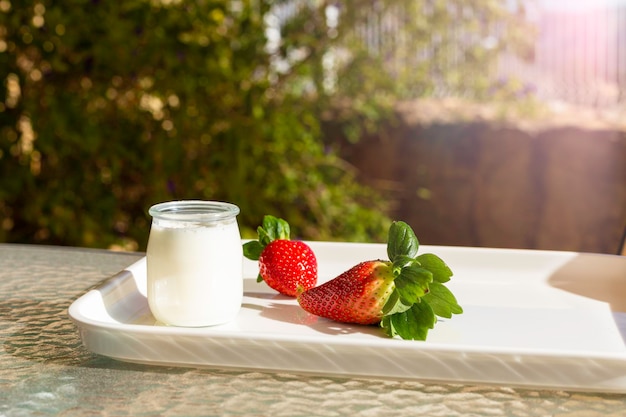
[149,200,240,222]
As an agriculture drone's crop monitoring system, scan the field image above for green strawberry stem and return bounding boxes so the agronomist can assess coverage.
[380,221,462,340]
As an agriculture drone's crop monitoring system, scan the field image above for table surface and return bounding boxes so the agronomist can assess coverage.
[1,243,625,416]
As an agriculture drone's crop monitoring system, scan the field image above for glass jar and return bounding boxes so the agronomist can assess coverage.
[146,200,243,327]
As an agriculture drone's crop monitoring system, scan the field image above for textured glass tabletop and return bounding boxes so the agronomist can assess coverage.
[1,243,625,416]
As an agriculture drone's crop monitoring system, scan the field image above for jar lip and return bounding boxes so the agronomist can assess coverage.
[149,200,240,222]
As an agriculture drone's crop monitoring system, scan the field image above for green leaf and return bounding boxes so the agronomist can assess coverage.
[243,240,264,260]
[387,221,419,261]
[391,254,419,269]
[261,215,290,241]
[381,301,436,341]
[423,282,463,318]
[257,226,272,247]
[394,264,432,305]
[381,290,412,315]
[416,253,453,283]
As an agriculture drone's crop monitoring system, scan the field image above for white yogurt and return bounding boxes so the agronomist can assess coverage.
[146,201,243,327]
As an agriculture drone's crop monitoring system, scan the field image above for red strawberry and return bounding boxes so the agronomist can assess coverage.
[297,221,462,340]
[297,260,394,325]
[243,215,317,297]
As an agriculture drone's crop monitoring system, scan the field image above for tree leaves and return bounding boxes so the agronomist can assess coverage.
[0,0,394,250]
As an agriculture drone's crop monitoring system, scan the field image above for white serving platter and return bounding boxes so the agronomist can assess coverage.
[69,242,626,392]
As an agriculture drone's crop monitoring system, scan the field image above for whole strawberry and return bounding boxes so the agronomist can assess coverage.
[299,260,395,325]
[297,221,462,340]
[243,215,317,297]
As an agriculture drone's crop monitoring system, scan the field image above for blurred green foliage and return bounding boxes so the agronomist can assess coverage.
[0,0,529,250]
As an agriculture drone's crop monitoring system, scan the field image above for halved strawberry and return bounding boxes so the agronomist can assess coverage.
[243,215,317,297]
[297,221,462,340]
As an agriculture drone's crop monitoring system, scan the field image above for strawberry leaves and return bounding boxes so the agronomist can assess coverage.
[380,221,462,341]
[387,221,419,260]
[416,253,453,283]
[382,300,436,340]
[243,215,290,261]
[393,265,432,304]
[259,215,290,244]
[423,282,463,318]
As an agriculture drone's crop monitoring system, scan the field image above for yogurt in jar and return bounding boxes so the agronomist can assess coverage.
[146,201,243,327]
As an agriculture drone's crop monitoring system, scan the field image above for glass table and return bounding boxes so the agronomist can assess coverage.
[1,243,625,416]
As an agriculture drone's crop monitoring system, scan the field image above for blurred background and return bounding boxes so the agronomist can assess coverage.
[0,0,624,253]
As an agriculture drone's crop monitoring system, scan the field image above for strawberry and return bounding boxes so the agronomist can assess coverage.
[243,215,317,297]
[297,260,395,325]
[297,221,462,340]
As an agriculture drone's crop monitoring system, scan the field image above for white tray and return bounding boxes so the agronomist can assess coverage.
[69,242,626,392]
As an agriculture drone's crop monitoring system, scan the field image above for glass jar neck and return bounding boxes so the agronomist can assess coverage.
[149,201,240,224]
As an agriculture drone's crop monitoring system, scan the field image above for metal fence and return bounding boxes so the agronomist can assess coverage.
[269,1,626,108]
[498,2,626,108]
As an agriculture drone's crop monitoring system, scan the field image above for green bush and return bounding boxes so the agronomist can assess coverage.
[0,0,528,250]
[0,0,393,250]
